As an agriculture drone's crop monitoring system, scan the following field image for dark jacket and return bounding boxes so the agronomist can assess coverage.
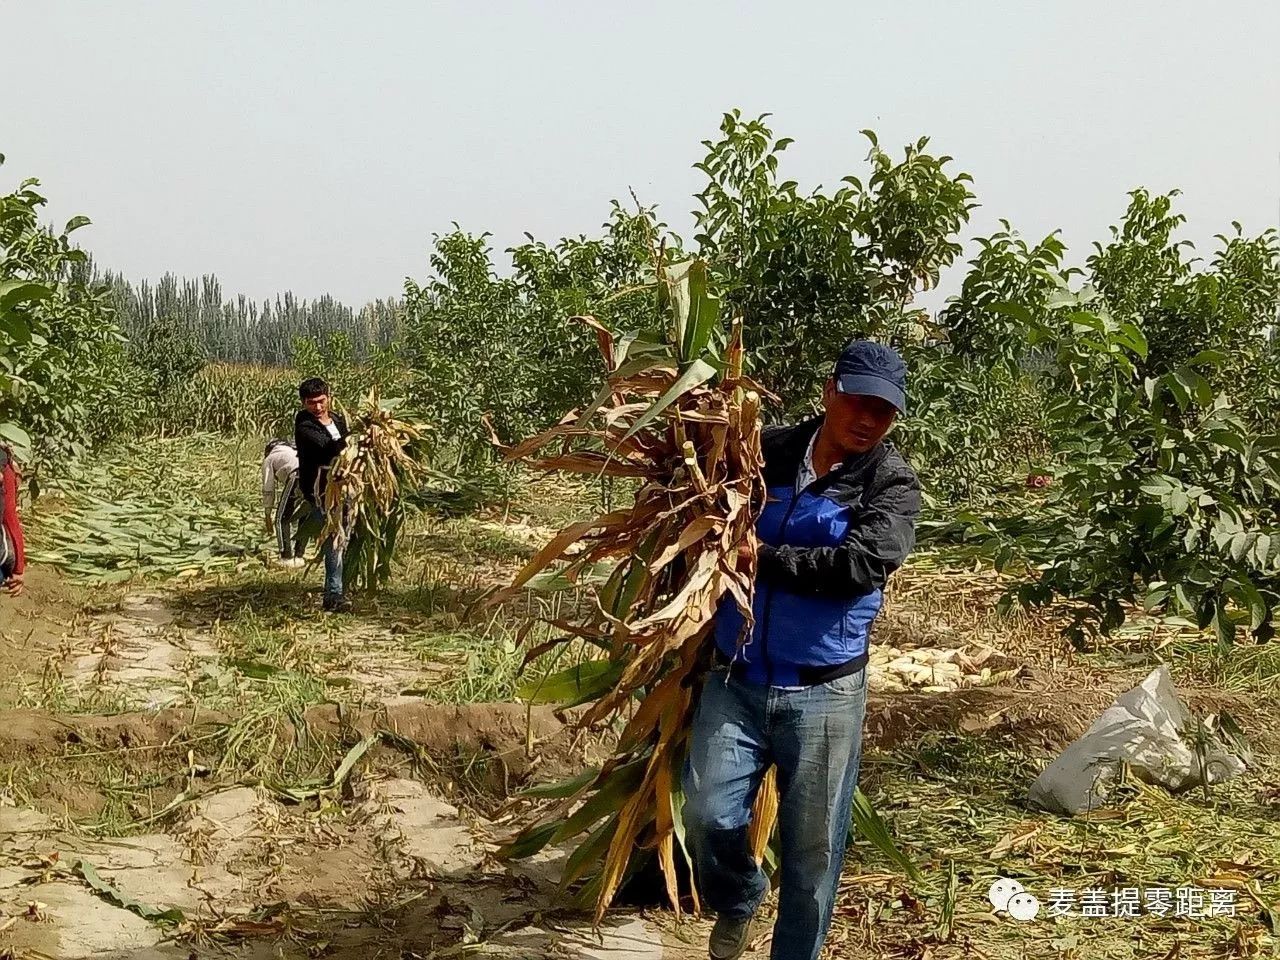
[294,410,349,506]
[713,417,921,686]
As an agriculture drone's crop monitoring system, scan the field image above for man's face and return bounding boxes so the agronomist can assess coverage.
[822,380,898,454]
[303,393,330,418]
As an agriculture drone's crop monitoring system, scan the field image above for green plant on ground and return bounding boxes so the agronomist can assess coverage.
[28,433,265,583]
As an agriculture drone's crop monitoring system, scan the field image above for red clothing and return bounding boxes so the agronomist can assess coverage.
[2,462,25,576]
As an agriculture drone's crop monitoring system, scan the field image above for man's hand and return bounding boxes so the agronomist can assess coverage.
[4,573,23,597]
[737,536,757,567]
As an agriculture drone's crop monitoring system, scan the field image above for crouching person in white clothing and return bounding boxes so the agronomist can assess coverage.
[262,439,310,567]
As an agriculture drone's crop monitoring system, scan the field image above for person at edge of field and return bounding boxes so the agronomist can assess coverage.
[683,339,921,960]
[262,439,310,569]
[1,444,28,598]
[294,378,351,613]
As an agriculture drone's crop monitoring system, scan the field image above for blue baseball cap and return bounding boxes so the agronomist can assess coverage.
[833,340,907,413]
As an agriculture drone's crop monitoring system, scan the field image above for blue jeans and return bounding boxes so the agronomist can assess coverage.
[310,506,344,600]
[683,666,869,960]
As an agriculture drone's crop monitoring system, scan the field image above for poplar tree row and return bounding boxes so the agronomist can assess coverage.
[74,258,401,366]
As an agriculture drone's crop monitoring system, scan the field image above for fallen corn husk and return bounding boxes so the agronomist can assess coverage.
[867,643,1018,692]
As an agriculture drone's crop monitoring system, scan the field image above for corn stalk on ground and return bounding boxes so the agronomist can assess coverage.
[28,433,262,583]
[320,392,427,592]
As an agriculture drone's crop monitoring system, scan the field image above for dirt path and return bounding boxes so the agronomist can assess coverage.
[0,577,669,959]
[4,563,1279,960]
[0,576,854,959]
[0,779,673,959]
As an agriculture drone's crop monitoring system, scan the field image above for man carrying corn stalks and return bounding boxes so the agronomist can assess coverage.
[294,377,352,613]
[684,341,920,960]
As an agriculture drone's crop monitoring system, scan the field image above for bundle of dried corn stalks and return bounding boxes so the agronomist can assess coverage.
[490,258,773,918]
[320,391,427,591]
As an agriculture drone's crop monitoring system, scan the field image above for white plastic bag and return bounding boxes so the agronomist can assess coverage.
[1028,664,1250,815]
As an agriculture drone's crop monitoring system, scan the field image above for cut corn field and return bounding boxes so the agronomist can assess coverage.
[5,101,1280,960]
[27,434,262,583]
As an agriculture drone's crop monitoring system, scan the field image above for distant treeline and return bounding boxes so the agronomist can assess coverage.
[73,257,401,365]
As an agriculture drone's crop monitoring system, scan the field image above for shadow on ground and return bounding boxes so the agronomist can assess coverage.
[171,568,492,630]
[170,577,323,626]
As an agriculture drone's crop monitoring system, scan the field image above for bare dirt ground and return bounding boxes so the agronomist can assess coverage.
[2,541,1279,959]
[0,565,661,959]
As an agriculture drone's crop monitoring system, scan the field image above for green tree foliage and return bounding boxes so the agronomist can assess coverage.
[127,312,208,426]
[693,112,975,415]
[0,156,136,477]
[892,227,1066,501]
[403,230,522,467]
[508,203,658,424]
[952,195,1280,647]
[96,265,401,367]
[402,208,657,467]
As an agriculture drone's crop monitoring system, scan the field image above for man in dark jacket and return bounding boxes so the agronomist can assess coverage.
[683,340,921,960]
[294,377,351,612]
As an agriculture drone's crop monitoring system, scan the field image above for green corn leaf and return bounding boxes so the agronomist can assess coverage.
[330,735,378,786]
[72,859,185,926]
[849,787,920,883]
[550,759,647,843]
[619,358,717,444]
[226,659,285,681]
[517,659,625,707]
[669,776,701,891]
[520,766,601,800]
[525,561,613,593]
[498,820,559,861]
[613,556,653,619]
[570,869,605,910]
[559,813,619,890]
[663,259,694,351]
[678,259,720,363]
[272,735,378,802]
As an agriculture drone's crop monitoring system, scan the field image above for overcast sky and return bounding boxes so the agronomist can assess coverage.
[4,1,1278,309]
